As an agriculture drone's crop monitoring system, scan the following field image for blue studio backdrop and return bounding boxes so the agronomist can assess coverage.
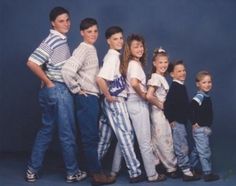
[1,0,236,174]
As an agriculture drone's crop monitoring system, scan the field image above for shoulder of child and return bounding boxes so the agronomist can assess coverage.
[192,92,205,106]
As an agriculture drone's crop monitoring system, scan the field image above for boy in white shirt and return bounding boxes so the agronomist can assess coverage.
[96,26,144,183]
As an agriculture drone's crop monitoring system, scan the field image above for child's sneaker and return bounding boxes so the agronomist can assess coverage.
[66,170,87,183]
[204,173,220,182]
[25,169,38,182]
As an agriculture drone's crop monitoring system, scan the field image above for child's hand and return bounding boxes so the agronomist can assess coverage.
[79,89,88,97]
[192,123,200,130]
[157,101,164,110]
[170,121,176,128]
[106,95,119,103]
[142,92,147,100]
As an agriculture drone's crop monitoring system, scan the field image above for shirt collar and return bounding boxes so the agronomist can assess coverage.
[197,90,210,97]
[81,41,95,49]
[173,79,184,85]
[50,29,67,39]
[108,49,121,56]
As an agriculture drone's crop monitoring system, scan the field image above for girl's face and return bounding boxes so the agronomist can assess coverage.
[197,75,212,92]
[80,25,98,45]
[130,40,144,60]
[153,55,169,75]
[171,64,186,82]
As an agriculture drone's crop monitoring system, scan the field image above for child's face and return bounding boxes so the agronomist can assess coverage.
[52,13,71,35]
[107,32,124,50]
[171,64,186,82]
[80,25,98,45]
[153,55,169,75]
[130,40,144,60]
[197,75,212,92]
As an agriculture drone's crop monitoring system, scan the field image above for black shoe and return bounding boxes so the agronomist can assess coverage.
[25,169,38,182]
[155,163,166,174]
[66,170,87,183]
[183,173,201,181]
[148,174,167,182]
[130,174,146,183]
[204,173,220,182]
[192,169,203,177]
[166,170,182,179]
[91,173,116,186]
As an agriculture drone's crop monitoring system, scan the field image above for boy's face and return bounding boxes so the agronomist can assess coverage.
[80,25,98,45]
[197,75,212,92]
[107,32,123,50]
[51,13,71,35]
[171,64,186,82]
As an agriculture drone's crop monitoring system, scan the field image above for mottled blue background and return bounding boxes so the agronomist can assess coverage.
[1,0,235,172]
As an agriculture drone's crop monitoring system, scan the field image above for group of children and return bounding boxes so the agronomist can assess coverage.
[25,6,219,185]
[96,28,219,183]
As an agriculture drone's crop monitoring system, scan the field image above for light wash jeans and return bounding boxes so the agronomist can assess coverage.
[126,95,157,178]
[28,82,79,176]
[192,126,212,174]
[172,122,191,171]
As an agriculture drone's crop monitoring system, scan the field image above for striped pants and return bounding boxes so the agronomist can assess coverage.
[98,97,141,178]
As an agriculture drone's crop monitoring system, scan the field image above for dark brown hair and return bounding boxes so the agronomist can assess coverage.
[121,34,146,76]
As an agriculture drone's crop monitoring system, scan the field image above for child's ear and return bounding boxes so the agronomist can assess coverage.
[196,82,200,88]
[80,30,84,37]
[107,38,110,45]
[170,72,174,78]
[152,61,156,66]
[51,21,55,28]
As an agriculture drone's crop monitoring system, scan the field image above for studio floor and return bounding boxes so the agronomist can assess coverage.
[0,152,235,186]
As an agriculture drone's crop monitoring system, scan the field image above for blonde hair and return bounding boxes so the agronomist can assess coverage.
[195,71,212,82]
[151,47,168,73]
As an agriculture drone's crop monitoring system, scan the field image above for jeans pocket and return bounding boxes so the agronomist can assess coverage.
[45,86,57,104]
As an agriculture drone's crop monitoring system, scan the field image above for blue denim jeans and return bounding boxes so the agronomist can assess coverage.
[172,122,191,171]
[75,94,101,173]
[28,82,79,176]
[191,126,212,174]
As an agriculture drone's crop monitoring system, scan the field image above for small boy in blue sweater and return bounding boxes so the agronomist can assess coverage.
[190,71,219,182]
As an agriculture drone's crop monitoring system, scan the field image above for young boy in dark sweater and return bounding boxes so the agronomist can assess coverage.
[190,71,219,182]
[164,60,200,181]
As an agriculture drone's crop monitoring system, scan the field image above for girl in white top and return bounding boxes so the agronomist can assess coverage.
[146,48,178,177]
[122,34,166,182]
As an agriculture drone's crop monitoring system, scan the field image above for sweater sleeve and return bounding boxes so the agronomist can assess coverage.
[61,45,86,94]
[190,100,199,125]
[164,87,175,123]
